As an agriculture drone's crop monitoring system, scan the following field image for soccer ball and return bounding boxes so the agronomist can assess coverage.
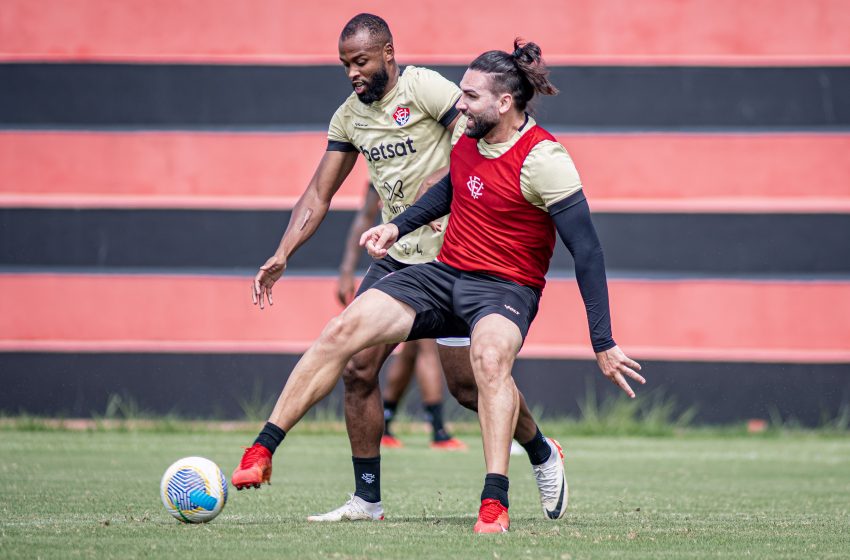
[160,456,228,523]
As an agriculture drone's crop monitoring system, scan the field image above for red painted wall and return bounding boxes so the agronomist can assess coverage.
[2,132,848,212]
[3,0,849,63]
[2,274,848,363]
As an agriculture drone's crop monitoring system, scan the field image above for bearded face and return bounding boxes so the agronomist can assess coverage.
[355,63,390,105]
[463,103,500,140]
[457,70,507,141]
[339,30,393,105]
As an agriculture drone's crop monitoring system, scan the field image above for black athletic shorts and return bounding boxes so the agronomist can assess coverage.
[355,255,409,297]
[371,260,541,342]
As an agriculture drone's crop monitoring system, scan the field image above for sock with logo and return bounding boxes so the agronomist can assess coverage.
[253,422,286,454]
[520,426,552,466]
[481,473,510,508]
[424,402,451,442]
[353,456,381,503]
[383,401,398,436]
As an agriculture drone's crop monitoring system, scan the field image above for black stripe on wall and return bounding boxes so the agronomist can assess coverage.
[3,209,849,276]
[0,352,847,425]
[2,63,849,130]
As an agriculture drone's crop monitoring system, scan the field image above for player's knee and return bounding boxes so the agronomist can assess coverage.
[342,352,380,395]
[318,311,366,351]
[470,344,512,388]
[318,315,349,347]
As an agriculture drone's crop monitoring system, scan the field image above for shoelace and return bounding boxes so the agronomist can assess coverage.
[239,445,268,468]
[342,494,364,513]
[532,459,562,498]
[321,494,368,518]
[478,499,506,523]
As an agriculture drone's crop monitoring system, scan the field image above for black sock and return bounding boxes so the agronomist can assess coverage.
[353,456,381,503]
[520,426,552,466]
[253,422,286,454]
[383,401,398,435]
[424,402,450,441]
[481,473,509,508]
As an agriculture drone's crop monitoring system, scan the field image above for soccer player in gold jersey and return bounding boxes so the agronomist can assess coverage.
[337,185,466,450]
[233,14,567,523]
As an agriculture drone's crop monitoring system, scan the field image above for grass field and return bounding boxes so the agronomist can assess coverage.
[1,428,849,559]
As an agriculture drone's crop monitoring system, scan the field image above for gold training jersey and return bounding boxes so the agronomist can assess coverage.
[453,114,583,209]
[328,66,460,264]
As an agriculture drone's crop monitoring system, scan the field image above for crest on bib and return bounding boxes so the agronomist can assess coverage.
[467,175,484,199]
[392,106,411,126]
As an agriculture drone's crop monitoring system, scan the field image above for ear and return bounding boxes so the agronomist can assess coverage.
[383,42,395,64]
[498,93,514,115]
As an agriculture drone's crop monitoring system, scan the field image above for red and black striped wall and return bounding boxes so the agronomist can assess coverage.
[2,0,849,423]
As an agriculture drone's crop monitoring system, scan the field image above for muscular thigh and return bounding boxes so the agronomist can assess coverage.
[371,261,469,341]
[453,272,541,343]
[470,314,524,359]
[337,288,418,349]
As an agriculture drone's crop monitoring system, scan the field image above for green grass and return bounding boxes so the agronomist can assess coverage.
[1,430,849,559]
[8,386,848,438]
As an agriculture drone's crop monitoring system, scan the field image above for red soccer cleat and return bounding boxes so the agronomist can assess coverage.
[380,434,404,448]
[430,437,468,451]
[473,498,510,533]
[232,443,272,490]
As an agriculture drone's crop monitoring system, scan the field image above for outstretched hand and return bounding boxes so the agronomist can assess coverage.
[252,256,286,310]
[359,224,400,258]
[595,346,645,398]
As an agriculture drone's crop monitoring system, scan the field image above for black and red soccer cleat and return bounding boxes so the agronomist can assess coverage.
[473,498,510,533]
[232,443,272,490]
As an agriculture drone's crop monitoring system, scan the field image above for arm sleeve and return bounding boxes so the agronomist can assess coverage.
[327,140,358,152]
[550,191,616,353]
[390,174,453,238]
[439,104,460,128]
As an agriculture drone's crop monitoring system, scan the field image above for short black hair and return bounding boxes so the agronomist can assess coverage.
[340,13,393,46]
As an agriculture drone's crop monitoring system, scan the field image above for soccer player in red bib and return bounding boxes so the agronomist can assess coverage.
[361,39,645,532]
[236,36,643,533]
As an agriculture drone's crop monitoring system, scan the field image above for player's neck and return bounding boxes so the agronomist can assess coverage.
[378,63,401,103]
[482,111,527,145]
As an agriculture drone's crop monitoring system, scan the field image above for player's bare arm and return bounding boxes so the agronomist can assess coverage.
[253,149,358,309]
[337,186,381,305]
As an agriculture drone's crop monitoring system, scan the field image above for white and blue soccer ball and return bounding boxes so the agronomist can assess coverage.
[160,456,228,523]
